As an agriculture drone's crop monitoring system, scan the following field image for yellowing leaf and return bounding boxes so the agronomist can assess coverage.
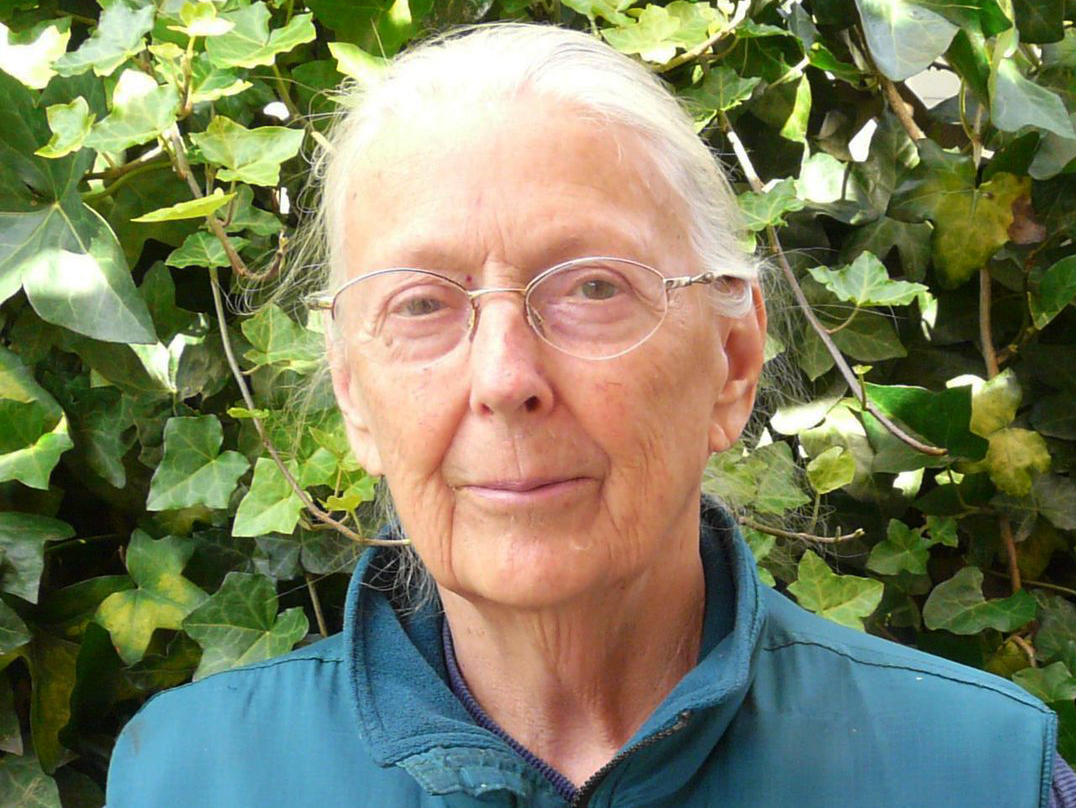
[806,445,855,494]
[966,369,1022,437]
[788,550,883,630]
[985,427,1051,496]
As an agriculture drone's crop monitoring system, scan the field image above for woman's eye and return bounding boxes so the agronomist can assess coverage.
[398,297,444,317]
[577,278,620,300]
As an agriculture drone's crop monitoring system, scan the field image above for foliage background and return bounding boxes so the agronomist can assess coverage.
[0,0,1075,802]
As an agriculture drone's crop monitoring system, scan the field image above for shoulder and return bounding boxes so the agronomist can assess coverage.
[758,586,1054,719]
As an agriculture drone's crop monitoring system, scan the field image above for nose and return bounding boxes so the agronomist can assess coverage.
[466,294,554,418]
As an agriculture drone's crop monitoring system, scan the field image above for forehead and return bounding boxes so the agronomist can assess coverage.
[340,98,690,275]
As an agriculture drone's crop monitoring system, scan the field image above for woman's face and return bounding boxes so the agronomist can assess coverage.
[331,98,764,609]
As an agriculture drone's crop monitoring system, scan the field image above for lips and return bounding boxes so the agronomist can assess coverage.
[458,476,592,505]
[468,477,580,492]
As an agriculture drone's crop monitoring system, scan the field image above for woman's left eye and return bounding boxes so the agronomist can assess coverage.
[576,278,620,300]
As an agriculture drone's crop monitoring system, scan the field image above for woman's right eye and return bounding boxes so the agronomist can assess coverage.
[397,296,444,317]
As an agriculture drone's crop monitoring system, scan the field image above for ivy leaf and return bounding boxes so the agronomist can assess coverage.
[788,550,883,631]
[808,252,928,307]
[602,2,721,63]
[737,179,804,232]
[984,427,1051,497]
[1013,661,1076,702]
[165,230,248,270]
[94,531,208,665]
[232,458,304,538]
[0,513,73,603]
[0,672,21,754]
[327,41,387,84]
[562,0,636,25]
[189,115,304,186]
[924,515,959,548]
[25,631,79,773]
[52,2,156,77]
[241,303,322,371]
[854,0,958,81]
[866,383,988,460]
[68,385,136,487]
[0,599,31,654]
[0,347,73,490]
[742,528,776,587]
[840,217,933,282]
[1035,596,1076,669]
[1012,0,1064,43]
[1031,393,1076,440]
[806,445,855,494]
[682,66,760,115]
[183,572,308,680]
[1029,255,1076,330]
[133,189,235,224]
[146,416,250,511]
[34,97,93,159]
[224,185,281,236]
[868,519,929,575]
[0,750,61,807]
[205,3,316,69]
[0,19,71,90]
[990,58,1075,139]
[83,70,180,153]
[173,0,236,38]
[922,566,1037,633]
[0,73,156,345]
[967,369,1022,437]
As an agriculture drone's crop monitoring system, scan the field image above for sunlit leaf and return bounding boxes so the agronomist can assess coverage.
[808,252,928,307]
[865,383,988,460]
[132,189,236,223]
[0,347,73,490]
[52,2,156,77]
[990,58,1075,139]
[737,179,804,232]
[94,531,208,665]
[964,369,1021,437]
[183,572,308,680]
[922,566,1037,633]
[602,1,722,63]
[984,427,1051,497]
[205,2,316,69]
[328,41,387,83]
[232,458,304,538]
[806,445,855,494]
[788,550,883,630]
[0,19,70,90]
[241,303,321,371]
[34,98,93,160]
[147,416,250,511]
[189,115,304,186]
[165,230,248,270]
[682,66,760,116]
[83,70,180,153]
[854,0,958,81]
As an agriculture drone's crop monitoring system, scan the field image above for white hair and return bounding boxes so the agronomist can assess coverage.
[311,22,758,316]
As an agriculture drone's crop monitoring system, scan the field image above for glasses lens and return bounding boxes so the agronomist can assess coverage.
[333,270,471,364]
[526,259,668,360]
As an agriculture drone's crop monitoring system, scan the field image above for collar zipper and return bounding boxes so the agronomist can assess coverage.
[567,710,692,808]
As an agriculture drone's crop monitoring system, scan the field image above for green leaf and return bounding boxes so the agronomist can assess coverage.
[682,66,760,115]
[806,445,856,494]
[1030,255,1076,329]
[742,528,776,587]
[147,416,250,511]
[865,383,989,459]
[1013,0,1065,43]
[561,0,636,25]
[328,41,387,84]
[840,218,933,282]
[807,252,928,307]
[83,70,180,153]
[0,19,71,90]
[1031,393,1076,439]
[223,185,281,236]
[189,115,304,186]
[205,3,316,69]
[67,385,135,487]
[94,531,208,665]
[34,97,92,159]
[306,0,434,56]
[165,230,248,270]
[0,513,73,603]
[984,427,1051,496]
[797,152,881,225]
[1013,661,1076,702]
[25,631,79,773]
[0,751,61,808]
[1036,595,1076,668]
[240,303,322,371]
[868,519,929,575]
[990,58,1076,139]
[737,179,804,232]
[967,369,1021,437]
[183,572,308,680]
[174,0,236,37]
[0,347,73,490]
[922,566,1037,633]
[0,673,21,754]
[232,458,304,538]
[133,189,235,224]
[602,1,722,63]
[854,0,959,81]
[53,2,156,77]
[788,550,883,631]
[0,599,30,654]
[925,515,959,548]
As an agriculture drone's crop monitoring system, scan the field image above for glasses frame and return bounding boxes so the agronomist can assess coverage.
[304,256,727,361]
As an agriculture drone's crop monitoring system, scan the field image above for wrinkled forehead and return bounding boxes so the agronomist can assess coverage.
[333,98,692,282]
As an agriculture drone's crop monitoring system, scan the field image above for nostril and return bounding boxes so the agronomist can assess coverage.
[524,396,541,413]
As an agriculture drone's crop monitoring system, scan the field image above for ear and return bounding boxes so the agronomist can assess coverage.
[326,333,385,476]
[708,282,767,453]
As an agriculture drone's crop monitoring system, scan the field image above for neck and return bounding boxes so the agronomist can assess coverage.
[439,518,706,787]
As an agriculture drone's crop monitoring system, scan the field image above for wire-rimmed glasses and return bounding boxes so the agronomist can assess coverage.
[305,256,729,364]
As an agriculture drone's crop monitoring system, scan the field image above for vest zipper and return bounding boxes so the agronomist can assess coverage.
[567,710,692,808]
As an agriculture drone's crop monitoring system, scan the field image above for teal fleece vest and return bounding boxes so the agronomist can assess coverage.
[106,511,1057,807]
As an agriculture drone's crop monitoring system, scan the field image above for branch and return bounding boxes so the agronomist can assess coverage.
[740,517,865,544]
[653,0,749,73]
[164,130,406,549]
[718,113,947,457]
[881,76,926,141]
[306,573,329,637]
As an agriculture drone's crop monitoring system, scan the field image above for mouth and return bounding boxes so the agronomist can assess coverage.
[459,476,591,504]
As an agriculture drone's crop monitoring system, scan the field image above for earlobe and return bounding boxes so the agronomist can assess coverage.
[708,283,767,454]
[326,337,385,476]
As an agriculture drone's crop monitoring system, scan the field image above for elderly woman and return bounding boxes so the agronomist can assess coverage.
[106,23,1072,808]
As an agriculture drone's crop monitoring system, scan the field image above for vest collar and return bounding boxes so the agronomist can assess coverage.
[342,503,768,803]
